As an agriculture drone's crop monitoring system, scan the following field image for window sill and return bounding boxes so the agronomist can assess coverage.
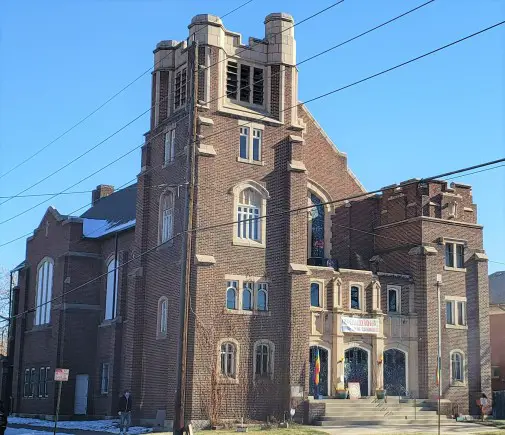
[225,308,271,316]
[232,239,265,249]
[444,266,467,273]
[99,317,123,328]
[387,311,403,316]
[156,333,168,340]
[217,376,239,385]
[237,157,265,166]
[450,381,467,387]
[310,307,324,313]
[162,161,175,169]
[26,324,52,334]
[446,324,468,330]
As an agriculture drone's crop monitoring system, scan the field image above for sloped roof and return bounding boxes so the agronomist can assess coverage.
[80,184,137,238]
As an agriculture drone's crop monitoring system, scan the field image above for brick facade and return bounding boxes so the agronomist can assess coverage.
[10,11,490,425]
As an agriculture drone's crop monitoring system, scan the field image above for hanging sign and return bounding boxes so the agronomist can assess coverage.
[341,316,379,335]
[54,368,69,382]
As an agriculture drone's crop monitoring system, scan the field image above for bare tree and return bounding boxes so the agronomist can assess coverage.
[0,267,13,356]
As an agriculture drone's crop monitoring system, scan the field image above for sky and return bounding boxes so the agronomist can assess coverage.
[0,0,504,273]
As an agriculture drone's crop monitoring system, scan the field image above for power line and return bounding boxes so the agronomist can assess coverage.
[4,156,505,324]
[0,0,255,182]
[1,18,504,231]
[0,2,341,207]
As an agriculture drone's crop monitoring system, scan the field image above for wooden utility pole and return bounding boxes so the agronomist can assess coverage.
[174,38,198,435]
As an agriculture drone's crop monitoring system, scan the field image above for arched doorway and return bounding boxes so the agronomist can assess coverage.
[344,347,369,396]
[309,346,329,397]
[383,348,407,396]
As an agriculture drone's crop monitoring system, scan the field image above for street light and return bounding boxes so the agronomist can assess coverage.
[436,273,443,435]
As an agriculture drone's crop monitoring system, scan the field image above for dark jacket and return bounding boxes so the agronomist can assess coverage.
[0,403,7,428]
[118,394,133,413]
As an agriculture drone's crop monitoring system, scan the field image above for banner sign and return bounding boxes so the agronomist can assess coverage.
[341,316,379,334]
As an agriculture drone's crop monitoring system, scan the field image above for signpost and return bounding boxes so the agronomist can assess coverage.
[53,369,69,435]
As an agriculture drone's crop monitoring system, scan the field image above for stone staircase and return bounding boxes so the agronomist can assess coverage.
[312,397,453,426]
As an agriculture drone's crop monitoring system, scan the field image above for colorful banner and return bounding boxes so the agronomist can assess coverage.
[341,316,380,334]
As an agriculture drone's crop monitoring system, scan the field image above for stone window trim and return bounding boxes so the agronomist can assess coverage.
[445,296,467,330]
[158,188,176,246]
[230,180,269,248]
[253,339,275,381]
[449,349,466,386]
[217,338,240,384]
[349,282,365,313]
[310,279,325,311]
[224,275,270,314]
[443,239,467,272]
[237,120,265,165]
[35,257,54,327]
[307,180,333,261]
[157,296,169,339]
[387,285,401,315]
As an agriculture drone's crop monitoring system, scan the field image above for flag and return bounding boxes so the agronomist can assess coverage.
[314,347,320,386]
[435,356,440,386]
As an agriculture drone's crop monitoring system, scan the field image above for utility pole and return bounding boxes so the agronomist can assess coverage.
[174,38,198,435]
[436,273,442,435]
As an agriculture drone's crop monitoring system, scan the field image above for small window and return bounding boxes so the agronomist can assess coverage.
[445,242,465,269]
[388,287,400,313]
[239,127,249,160]
[253,68,264,105]
[164,129,175,164]
[158,297,168,335]
[44,367,50,397]
[255,344,271,376]
[38,367,46,398]
[492,366,501,379]
[23,369,30,398]
[451,351,464,382]
[31,368,37,398]
[310,282,320,308]
[242,282,253,311]
[257,283,268,311]
[240,64,251,102]
[252,129,262,162]
[101,363,110,394]
[174,68,187,110]
[160,190,174,244]
[220,342,236,377]
[446,299,466,326]
[351,286,360,310]
[105,257,119,320]
[226,281,238,310]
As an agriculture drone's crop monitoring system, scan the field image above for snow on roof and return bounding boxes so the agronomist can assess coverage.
[82,218,136,239]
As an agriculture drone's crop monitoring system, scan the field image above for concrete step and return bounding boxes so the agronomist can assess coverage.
[317,414,450,421]
[323,410,439,417]
[314,418,454,426]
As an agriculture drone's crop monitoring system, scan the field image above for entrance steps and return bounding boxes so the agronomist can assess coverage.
[312,397,453,426]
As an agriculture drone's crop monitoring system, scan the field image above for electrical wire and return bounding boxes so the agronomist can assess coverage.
[3,156,505,324]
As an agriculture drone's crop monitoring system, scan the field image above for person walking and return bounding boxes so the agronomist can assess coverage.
[118,390,133,435]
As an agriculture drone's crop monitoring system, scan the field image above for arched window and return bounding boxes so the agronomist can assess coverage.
[311,282,321,307]
[158,297,168,336]
[388,286,401,313]
[160,190,174,243]
[105,257,118,320]
[220,342,236,377]
[450,351,465,383]
[232,181,269,247]
[242,282,253,311]
[309,193,325,259]
[254,340,275,378]
[350,285,362,310]
[35,258,54,325]
[226,281,238,310]
[257,283,268,311]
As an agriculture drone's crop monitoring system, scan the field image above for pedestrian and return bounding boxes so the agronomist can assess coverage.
[0,400,7,435]
[479,393,488,421]
[118,390,133,435]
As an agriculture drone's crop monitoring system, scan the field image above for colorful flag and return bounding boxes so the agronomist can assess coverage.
[436,356,440,386]
[314,348,320,386]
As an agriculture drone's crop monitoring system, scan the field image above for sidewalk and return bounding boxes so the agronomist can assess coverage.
[321,422,502,434]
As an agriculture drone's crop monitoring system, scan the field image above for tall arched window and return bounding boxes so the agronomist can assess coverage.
[226,281,238,310]
[105,257,118,320]
[242,282,253,311]
[160,190,174,243]
[254,340,275,379]
[450,351,465,383]
[158,297,168,336]
[311,282,321,307]
[257,283,268,311]
[309,193,325,259]
[231,181,269,247]
[35,258,54,325]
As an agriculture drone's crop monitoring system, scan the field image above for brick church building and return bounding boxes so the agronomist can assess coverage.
[9,12,491,426]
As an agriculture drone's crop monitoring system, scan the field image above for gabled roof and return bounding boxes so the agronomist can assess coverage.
[80,184,137,239]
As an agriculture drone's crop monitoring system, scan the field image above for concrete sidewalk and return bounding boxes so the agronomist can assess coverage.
[322,422,501,434]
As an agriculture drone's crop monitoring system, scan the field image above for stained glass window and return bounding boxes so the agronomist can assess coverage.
[310,193,325,258]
